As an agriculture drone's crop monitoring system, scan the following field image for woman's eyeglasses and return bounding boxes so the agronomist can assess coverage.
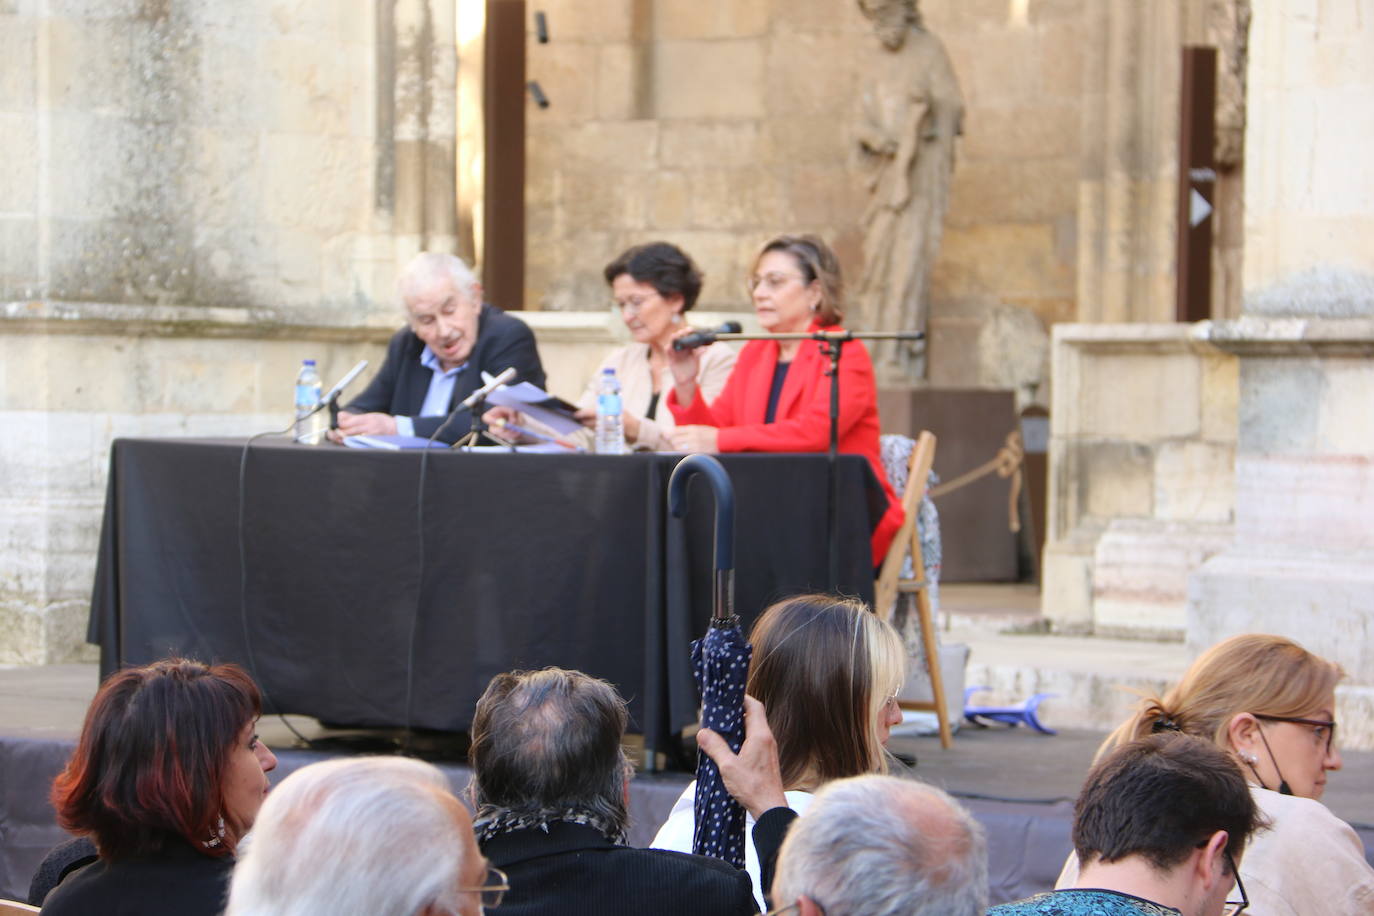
[1254,714,1337,753]
[747,272,804,294]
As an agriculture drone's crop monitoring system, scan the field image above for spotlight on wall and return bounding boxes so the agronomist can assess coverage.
[535,11,549,43]
[527,80,551,109]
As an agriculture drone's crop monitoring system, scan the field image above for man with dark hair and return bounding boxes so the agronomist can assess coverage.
[990,733,1265,916]
[468,668,758,916]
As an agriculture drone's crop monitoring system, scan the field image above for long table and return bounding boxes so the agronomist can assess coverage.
[88,439,883,761]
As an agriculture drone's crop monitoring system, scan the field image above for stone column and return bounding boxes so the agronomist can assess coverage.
[0,0,456,663]
[1187,2,1374,699]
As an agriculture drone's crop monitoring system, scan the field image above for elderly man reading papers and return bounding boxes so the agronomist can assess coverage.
[334,252,546,444]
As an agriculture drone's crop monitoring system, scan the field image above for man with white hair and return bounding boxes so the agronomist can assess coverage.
[769,774,988,916]
[337,251,545,442]
[225,756,506,916]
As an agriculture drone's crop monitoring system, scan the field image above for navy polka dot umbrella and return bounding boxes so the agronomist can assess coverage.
[668,455,752,869]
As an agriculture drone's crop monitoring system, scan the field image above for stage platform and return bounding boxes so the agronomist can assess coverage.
[2,660,1371,907]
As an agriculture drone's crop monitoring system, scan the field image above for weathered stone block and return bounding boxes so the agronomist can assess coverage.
[926,315,982,388]
[1232,455,1374,554]
[653,40,763,120]
[559,120,660,172]
[1038,19,1085,98]
[1198,351,1239,443]
[526,0,639,43]
[763,31,858,116]
[1188,550,1374,684]
[959,103,1079,162]
[0,600,44,665]
[660,121,766,171]
[1316,356,1374,453]
[596,43,645,121]
[1080,351,1201,441]
[762,116,848,167]
[0,13,37,108]
[0,112,38,214]
[648,170,690,227]
[526,42,600,124]
[260,132,371,232]
[949,157,1080,226]
[933,223,1071,300]
[264,37,352,135]
[655,0,768,40]
[1153,441,1235,522]
[1040,538,1096,629]
[45,16,137,114]
[1092,519,1233,637]
[688,168,785,231]
[1079,441,1153,519]
[1236,356,1325,455]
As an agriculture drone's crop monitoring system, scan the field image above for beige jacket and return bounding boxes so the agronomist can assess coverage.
[1056,785,1374,916]
[575,341,736,451]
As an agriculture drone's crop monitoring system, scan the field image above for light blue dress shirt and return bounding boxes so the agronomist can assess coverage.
[394,348,467,437]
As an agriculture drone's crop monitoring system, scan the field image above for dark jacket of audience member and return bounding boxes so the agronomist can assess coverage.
[39,658,277,916]
[469,667,759,916]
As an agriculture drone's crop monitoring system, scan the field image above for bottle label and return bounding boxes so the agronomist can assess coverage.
[598,393,622,416]
[296,384,320,408]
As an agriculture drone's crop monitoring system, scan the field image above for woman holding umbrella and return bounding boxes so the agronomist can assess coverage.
[651,593,906,908]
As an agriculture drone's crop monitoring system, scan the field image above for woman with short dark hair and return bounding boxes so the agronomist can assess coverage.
[486,241,735,451]
[39,657,278,915]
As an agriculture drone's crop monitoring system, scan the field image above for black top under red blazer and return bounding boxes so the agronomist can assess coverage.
[481,821,759,916]
[344,304,546,442]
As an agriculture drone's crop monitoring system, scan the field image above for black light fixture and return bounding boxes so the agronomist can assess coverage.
[534,11,549,43]
[526,80,550,109]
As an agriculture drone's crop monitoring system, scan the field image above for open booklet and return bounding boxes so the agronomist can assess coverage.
[484,382,583,435]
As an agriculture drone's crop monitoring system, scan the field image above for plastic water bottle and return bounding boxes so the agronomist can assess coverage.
[294,359,326,444]
[594,368,627,454]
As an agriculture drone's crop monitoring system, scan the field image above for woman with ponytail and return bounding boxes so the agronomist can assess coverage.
[1058,634,1373,914]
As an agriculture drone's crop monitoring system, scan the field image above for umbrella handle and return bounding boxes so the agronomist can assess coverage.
[668,455,735,572]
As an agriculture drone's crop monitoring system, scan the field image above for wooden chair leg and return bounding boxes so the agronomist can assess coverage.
[915,583,952,749]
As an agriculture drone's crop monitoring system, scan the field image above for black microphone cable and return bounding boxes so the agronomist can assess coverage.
[402,400,470,752]
[237,426,317,750]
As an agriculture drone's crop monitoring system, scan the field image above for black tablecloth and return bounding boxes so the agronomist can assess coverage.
[88,439,881,758]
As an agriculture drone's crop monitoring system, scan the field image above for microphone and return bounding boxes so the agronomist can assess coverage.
[457,366,518,411]
[320,360,369,406]
[672,321,742,351]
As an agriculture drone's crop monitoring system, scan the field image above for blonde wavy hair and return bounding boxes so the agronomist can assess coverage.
[1099,633,1344,760]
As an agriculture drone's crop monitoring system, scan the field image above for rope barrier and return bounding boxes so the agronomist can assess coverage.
[928,430,1025,532]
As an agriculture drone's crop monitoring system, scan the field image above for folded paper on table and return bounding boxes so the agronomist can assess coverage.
[485,382,583,435]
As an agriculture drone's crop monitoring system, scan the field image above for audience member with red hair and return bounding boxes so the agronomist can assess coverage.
[38,657,278,916]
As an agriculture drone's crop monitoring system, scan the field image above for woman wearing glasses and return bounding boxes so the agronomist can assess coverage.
[665,234,902,565]
[1056,633,1374,914]
[651,594,907,909]
[486,241,736,451]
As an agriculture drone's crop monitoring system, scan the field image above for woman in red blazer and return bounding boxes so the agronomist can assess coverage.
[666,234,903,565]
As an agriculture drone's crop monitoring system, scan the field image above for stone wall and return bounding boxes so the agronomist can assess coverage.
[0,0,458,663]
[1042,323,1237,637]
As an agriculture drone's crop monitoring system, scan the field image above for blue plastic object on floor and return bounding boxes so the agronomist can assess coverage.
[963,687,1058,735]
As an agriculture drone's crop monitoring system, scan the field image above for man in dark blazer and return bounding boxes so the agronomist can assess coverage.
[336,251,546,443]
[469,668,760,916]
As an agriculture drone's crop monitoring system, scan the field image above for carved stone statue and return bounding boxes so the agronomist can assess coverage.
[854,0,964,382]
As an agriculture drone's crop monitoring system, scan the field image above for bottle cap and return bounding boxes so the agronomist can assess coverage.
[303,359,316,366]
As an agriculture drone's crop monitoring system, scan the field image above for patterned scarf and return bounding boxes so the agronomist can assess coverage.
[473,805,628,846]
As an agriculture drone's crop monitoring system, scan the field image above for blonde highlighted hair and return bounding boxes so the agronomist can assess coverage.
[1099,634,1344,760]
[746,594,906,790]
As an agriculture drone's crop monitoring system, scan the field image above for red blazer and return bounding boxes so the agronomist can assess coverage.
[668,320,903,565]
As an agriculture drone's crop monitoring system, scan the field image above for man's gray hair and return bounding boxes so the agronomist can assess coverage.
[225,756,470,916]
[773,774,988,916]
[396,251,480,312]
[469,668,633,836]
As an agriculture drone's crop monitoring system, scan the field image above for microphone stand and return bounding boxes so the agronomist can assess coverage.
[701,329,924,590]
[451,395,497,451]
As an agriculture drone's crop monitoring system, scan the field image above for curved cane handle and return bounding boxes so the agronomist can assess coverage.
[668,454,735,573]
